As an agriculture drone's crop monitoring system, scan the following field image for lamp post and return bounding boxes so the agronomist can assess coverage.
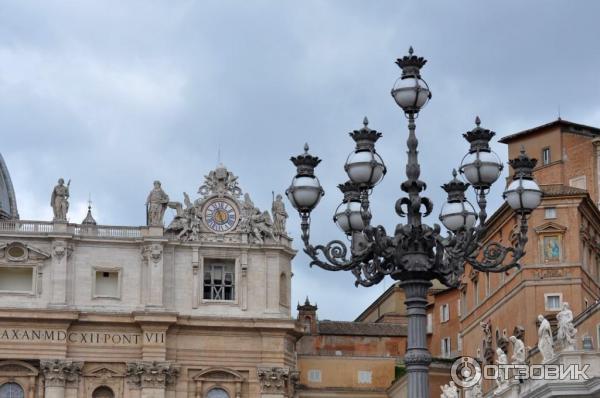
[286,47,542,398]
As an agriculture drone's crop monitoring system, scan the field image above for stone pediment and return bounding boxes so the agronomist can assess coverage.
[0,241,51,262]
[193,367,244,382]
[85,366,123,378]
[534,222,567,234]
[0,360,39,376]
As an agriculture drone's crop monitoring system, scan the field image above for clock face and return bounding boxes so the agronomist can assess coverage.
[204,200,239,233]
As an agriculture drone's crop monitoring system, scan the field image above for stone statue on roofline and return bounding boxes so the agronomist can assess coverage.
[272,193,288,238]
[557,302,577,351]
[146,180,169,226]
[537,314,554,362]
[51,178,70,221]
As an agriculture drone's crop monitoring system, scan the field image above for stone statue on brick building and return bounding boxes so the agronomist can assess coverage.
[51,178,70,221]
[440,381,458,398]
[557,302,577,351]
[495,348,508,391]
[510,335,526,365]
[146,180,169,226]
[538,314,554,362]
[480,319,494,364]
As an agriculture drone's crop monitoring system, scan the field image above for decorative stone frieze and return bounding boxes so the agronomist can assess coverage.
[257,367,290,393]
[40,359,83,387]
[126,361,179,390]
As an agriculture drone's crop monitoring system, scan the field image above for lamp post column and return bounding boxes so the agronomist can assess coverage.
[401,279,432,398]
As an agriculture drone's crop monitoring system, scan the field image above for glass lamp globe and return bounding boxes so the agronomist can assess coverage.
[286,175,324,213]
[460,150,503,189]
[391,76,431,113]
[334,200,365,234]
[345,150,386,187]
[503,178,542,214]
[439,200,477,232]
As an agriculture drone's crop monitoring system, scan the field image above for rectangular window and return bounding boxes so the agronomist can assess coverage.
[308,369,321,383]
[485,273,491,297]
[542,147,551,165]
[440,304,450,323]
[94,270,120,298]
[441,337,451,357]
[427,313,433,334]
[457,333,463,352]
[545,293,562,311]
[0,267,34,293]
[358,370,372,384]
[203,259,235,301]
[457,299,462,318]
[460,290,467,316]
[473,280,479,306]
[544,207,557,219]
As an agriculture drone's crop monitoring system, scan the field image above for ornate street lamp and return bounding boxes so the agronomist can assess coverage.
[286,47,542,398]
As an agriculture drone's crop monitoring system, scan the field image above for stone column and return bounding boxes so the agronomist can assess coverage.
[126,361,179,398]
[141,243,164,308]
[257,367,292,398]
[400,280,432,398]
[40,360,82,398]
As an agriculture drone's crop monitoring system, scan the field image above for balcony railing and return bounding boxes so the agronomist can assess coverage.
[0,220,142,239]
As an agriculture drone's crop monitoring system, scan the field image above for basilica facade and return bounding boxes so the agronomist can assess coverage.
[0,162,300,398]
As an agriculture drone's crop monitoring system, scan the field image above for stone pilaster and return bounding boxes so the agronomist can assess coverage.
[141,243,164,308]
[50,240,70,306]
[126,361,179,398]
[40,360,82,398]
[257,367,293,398]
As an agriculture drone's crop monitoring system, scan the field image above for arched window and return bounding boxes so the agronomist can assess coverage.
[207,388,229,398]
[92,386,115,398]
[303,316,312,333]
[0,383,24,398]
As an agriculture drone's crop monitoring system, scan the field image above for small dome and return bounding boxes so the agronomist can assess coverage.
[0,153,19,220]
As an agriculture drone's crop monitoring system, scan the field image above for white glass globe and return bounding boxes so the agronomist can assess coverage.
[334,201,365,233]
[345,150,385,186]
[460,150,503,188]
[439,201,477,231]
[504,178,542,212]
[391,76,430,110]
[286,176,323,211]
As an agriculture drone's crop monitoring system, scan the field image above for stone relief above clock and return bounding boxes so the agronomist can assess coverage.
[162,164,288,243]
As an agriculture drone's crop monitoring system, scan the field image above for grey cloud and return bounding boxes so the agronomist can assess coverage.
[1,0,600,320]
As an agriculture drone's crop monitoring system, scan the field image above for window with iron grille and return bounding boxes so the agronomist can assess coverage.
[203,259,235,301]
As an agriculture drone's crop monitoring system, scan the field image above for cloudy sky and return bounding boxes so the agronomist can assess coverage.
[2,1,600,320]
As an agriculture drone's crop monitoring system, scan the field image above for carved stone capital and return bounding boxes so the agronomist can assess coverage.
[40,359,83,388]
[141,244,163,264]
[257,367,291,394]
[126,361,179,390]
[52,242,72,261]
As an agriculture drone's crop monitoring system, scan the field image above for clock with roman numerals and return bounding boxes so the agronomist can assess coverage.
[203,199,239,233]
